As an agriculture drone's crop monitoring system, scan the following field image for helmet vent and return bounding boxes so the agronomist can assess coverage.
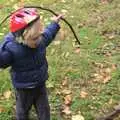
[16,14,24,18]
[24,11,30,14]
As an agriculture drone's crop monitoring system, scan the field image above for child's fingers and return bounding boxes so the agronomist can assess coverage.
[51,14,64,22]
[56,14,64,20]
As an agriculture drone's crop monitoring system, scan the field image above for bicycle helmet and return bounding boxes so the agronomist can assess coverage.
[10,8,40,33]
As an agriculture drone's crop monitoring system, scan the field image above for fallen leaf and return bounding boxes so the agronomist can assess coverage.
[74,48,80,54]
[59,29,67,40]
[72,41,80,48]
[93,62,104,68]
[72,114,85,120]
[103,75,111,83]
[77,23,84,28]
[62,77,68,86]
[93,73,103,82]
[108,98,113,105]
[50,48,56,55]
[104,68,111,74]
[65,52,70,58]
[62,106,71,115]
[105,52,112,57]
[84,36,89,40]
[62,89,72,95]
[108,35,115,40]
[54,40,61,45]
[111,64,117,71]
[55,90,61,95]
[80,91,88,98]
[0,5,3,9]
[0,106,6,113]
[3,90,12,99]
[61,9,68,14]
[64,95,72,105]
[47,82,54,88]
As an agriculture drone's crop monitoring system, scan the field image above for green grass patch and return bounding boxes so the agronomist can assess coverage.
[0,0,120,120]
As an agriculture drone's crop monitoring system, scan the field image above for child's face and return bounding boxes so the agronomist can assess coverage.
[23,18,43,48]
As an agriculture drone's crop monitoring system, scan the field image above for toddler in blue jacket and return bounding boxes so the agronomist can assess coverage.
[0,8,62,120]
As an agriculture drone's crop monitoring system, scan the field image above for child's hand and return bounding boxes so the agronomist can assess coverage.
[51,14,63,23]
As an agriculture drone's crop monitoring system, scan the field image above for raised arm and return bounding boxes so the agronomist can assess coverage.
[41,14,63,47]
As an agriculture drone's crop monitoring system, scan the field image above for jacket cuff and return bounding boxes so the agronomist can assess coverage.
[51,22,60,30]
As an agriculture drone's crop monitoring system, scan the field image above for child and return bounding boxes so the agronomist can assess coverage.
[0,8,62,120]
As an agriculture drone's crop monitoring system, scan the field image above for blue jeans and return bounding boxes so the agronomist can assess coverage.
[15,85,50,120]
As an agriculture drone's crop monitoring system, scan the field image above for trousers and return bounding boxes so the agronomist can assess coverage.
[15,85,50,120]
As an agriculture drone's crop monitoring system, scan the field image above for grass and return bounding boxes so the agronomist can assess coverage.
[0,0,120,120]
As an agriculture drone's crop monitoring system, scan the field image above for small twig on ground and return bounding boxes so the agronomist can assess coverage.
[96,104,120,120]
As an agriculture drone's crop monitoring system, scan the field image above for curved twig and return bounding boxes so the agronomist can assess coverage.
[96,105,120,120]
[0,5,80,45]
[24,5,80,45]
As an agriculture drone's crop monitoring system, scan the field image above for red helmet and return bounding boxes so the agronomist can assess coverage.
[10,8,40,33]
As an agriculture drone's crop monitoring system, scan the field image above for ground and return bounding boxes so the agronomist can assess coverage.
[0,0,120,120]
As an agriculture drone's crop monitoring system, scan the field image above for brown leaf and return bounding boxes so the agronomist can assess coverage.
[111,64,117,71]
[105,52,112,57]
[104,68,112,74]
[93,62,104,68]
[62,89,72,95]
[64,95,72,105]
[108,35,115,40]
[74,48,80,54]
[0,106,6,113]
[93,73,103,82]
[62,106,71,115]
[77,23,84,28]
[103,75,111,83]
[0,5,2,8]
[55,90,61,95]
[80,91,88,98]
[59,29,67,40]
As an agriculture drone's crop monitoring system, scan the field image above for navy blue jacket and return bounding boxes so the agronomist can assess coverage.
[0,22,60,88]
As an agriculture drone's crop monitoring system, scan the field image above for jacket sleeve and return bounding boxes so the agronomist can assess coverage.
[0,33,14,68]
[41,22,60,47]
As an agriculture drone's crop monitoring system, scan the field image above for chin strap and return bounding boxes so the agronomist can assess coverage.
[0,5,80,45]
